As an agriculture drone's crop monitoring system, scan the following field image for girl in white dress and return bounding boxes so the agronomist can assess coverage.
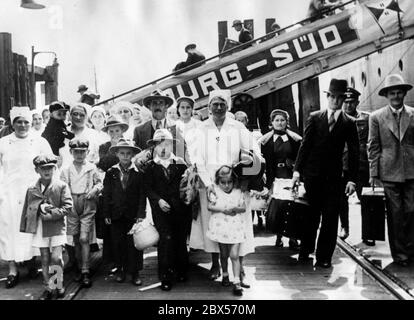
[206,166,246,296]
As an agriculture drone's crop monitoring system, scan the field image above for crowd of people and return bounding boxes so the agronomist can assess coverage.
[0,72,413,300]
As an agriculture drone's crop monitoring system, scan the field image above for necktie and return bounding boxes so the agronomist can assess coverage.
[156,120,162,130]
[121,168,128,190]
[393,112,401,137]
[328,112,336,132]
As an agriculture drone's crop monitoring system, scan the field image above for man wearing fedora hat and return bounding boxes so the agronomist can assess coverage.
[77,84,100,106]
[292,78,359,268]
[173,44,206,74]
[368,74,414,266]
[232,20,253,44]
[133,90,189,167]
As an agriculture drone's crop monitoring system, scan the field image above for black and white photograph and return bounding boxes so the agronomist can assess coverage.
[1,0,414,307]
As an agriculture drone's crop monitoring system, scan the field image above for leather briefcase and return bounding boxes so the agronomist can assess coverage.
[360,187,386,241]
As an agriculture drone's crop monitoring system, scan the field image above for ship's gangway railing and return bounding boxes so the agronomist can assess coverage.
[93,0,357,108]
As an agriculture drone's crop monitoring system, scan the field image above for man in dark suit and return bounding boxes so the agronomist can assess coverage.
[133,90,189,166]
[292,79,359,268]
[368,74,414,267]
[232,20,253,44]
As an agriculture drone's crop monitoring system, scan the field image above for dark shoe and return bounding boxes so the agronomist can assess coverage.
[161,280,172,291]
[131,274,142,286]
[81,272,92,288]
[222,275,231,287]
[288,239,300,251]
[38,289,52,300]
[315,261,332,268]
[240,271,250,288]
[115,270,126,283]
[5,272,19,289]
[298,254,312,262]
[56,286,66,299]
[339,227,349,240]
[233,283,243,296]
[275,237,284,248]
[363,239,376,246]
[209,266,221,280]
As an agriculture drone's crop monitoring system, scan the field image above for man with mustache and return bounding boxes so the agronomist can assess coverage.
[368,74,414,267]
[133,90,189,166]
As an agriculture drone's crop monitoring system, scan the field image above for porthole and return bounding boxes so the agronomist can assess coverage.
[350,76,355,88]
[361,72,367,87]
[399,59,403,71]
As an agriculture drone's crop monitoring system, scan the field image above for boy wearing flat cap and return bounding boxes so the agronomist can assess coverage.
[143,129,191,291]
[20,155,73,300]
[102,139,146,286]
[60,138,103,287]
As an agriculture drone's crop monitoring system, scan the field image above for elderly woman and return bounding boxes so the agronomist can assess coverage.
[175,96,202,163]
[89,106,109,146]
[258,109,302,249]
[111,101,135,141]
[0,107,53,288]
[190,89,260,288]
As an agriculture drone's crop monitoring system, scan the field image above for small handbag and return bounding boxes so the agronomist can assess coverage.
[128,219,160,251]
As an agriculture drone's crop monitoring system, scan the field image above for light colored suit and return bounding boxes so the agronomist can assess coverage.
[368,104,414,263]
[368,105,414,182]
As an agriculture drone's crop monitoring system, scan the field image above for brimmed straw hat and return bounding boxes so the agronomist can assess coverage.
[147,129,177,147]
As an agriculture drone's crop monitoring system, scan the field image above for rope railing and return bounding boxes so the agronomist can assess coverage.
[93,0,357,107]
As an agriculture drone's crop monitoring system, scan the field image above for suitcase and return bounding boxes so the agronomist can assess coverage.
[266,179,309,239]
[360,187,386,241]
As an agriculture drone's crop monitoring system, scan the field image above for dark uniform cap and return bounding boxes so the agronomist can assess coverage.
[345,87,361,101]
[33,154,58,168]
[49,101,70,113]
[69,137,89,150]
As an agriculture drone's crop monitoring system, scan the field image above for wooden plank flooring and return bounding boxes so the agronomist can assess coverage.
[74,233,396,300]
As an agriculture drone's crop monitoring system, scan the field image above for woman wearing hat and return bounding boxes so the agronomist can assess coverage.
[175,96,202,163]
[258,109,302,249]
[0,107,53,288]
[189,89,260,286]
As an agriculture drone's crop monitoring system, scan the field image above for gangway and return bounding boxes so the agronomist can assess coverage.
[94,0,414,111]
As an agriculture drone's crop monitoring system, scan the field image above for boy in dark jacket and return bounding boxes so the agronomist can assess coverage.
[103,139,146,286]
[20,155,73,300]
[42,101,74,156]
[144,129,191,291]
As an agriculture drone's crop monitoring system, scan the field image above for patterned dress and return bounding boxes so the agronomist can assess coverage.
[206,187,245,244]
